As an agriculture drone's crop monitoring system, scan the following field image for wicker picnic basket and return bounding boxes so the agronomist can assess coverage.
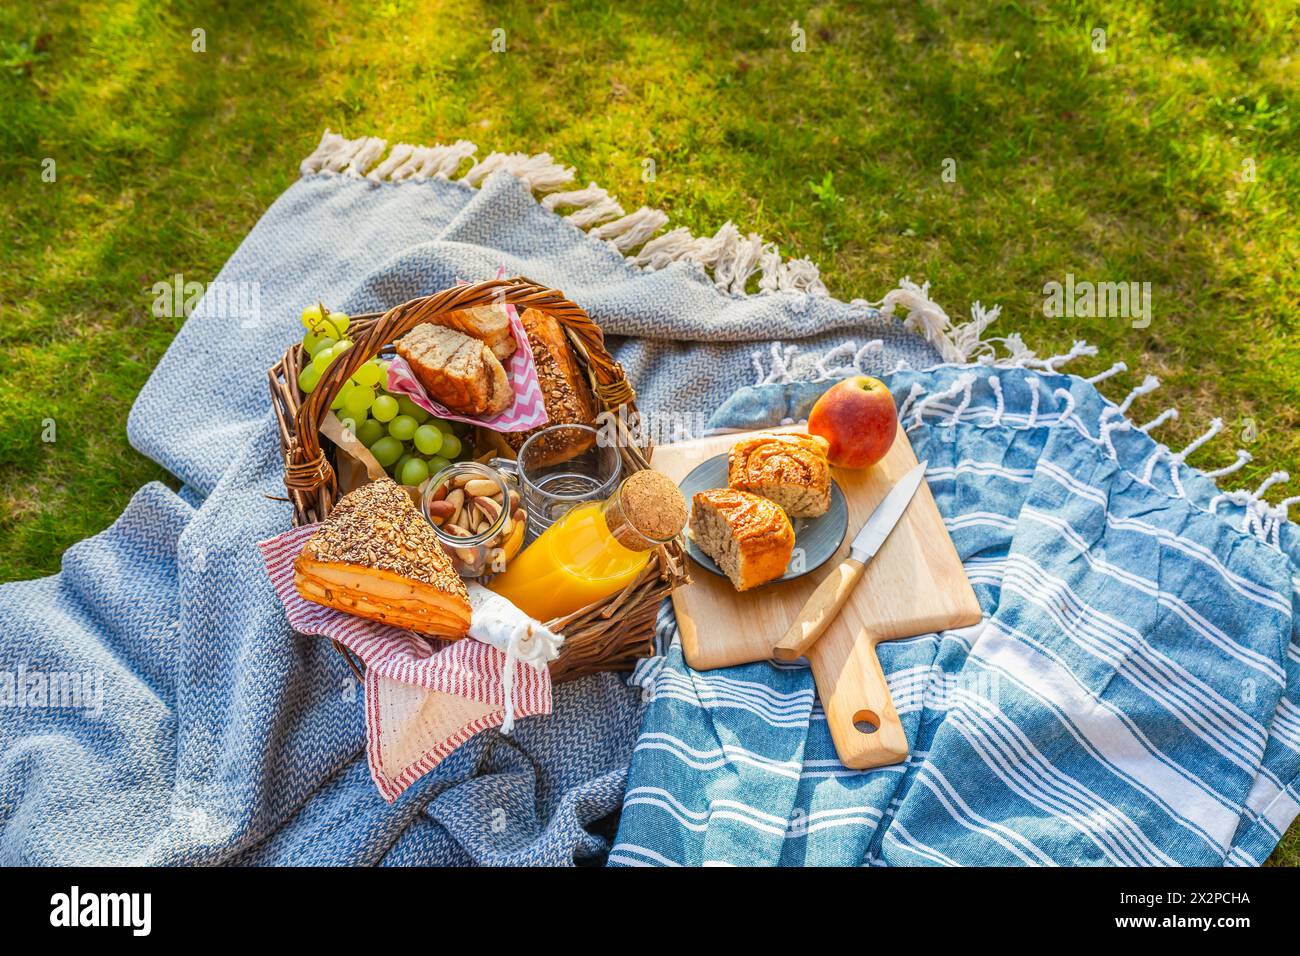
[268,277,689,683]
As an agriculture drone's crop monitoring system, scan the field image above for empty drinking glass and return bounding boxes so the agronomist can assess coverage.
[490,424,621,538]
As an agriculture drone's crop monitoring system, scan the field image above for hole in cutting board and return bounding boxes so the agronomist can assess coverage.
[852,710,880,735]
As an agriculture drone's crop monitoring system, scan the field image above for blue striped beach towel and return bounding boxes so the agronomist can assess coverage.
[613,365,1300,866]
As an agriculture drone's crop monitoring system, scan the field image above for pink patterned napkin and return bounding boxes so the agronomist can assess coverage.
[258,523,553,802]
[384,298,548,433]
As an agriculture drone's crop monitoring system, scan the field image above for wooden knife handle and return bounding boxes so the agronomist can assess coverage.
[771,557,866,661]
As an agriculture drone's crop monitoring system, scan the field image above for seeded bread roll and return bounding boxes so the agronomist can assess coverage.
[727,433,831,518]
[294,478,472,636]
[396,322,512,416]
[502,308,599,465]
[689,488,794,591]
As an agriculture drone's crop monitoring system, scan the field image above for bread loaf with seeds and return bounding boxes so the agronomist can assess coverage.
[497,308,598,465]
[294,478,472,636]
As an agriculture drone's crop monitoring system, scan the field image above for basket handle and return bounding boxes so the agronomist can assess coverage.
[285,277,634,498]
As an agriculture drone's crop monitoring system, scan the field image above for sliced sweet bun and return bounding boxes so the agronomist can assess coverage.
[689,488,794,591]
[434,306,516,361]
[395,323,512,416]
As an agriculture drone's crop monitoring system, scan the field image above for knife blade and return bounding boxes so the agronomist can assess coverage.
[771,460,929,661]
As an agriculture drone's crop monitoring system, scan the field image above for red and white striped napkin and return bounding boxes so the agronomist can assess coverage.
[258,523,555,802]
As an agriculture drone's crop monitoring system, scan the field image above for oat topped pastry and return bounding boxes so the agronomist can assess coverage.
[294,478,472,637]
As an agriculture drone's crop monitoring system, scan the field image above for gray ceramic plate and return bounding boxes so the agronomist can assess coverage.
[679,454,849,585]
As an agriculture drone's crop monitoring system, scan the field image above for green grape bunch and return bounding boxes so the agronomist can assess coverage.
[294,303,478,489]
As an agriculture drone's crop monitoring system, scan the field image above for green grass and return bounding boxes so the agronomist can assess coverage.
[1,0,1297,862]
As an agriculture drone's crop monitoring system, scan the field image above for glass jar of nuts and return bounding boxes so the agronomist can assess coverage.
[420,462,526,578]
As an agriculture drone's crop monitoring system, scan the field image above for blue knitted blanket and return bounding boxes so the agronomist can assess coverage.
[0,133,936,865]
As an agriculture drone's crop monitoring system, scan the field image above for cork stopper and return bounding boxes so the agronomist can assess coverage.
[607,470,687,550]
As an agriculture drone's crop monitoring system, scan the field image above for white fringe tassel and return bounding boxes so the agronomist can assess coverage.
[461,151,575,191]
[591,207,670,254]
[1204,450,1252,479]
[855,278,1098,371]
[751,337,887,386]
[543,182,625,228]
[299,129,831,302]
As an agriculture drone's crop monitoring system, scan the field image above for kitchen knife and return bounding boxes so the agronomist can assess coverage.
[771,460,929,661]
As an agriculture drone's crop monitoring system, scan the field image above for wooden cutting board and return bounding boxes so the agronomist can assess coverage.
[652,423,982,767]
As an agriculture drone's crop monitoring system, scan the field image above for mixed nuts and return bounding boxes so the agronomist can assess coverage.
[425,469,526,575]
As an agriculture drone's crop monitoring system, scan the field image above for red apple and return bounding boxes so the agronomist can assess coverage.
[807,376,896,468]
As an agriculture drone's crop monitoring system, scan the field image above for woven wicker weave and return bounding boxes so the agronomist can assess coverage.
[268,277,689,682]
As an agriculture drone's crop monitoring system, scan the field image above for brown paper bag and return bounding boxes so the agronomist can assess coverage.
[320,412,390,496]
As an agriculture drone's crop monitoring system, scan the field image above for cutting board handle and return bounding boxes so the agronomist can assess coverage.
[817,630,908,769]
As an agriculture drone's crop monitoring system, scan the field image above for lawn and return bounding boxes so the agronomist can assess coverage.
[0,0,1296,862]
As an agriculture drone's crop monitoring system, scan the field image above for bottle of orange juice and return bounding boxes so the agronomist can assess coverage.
[489,470,686,622]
